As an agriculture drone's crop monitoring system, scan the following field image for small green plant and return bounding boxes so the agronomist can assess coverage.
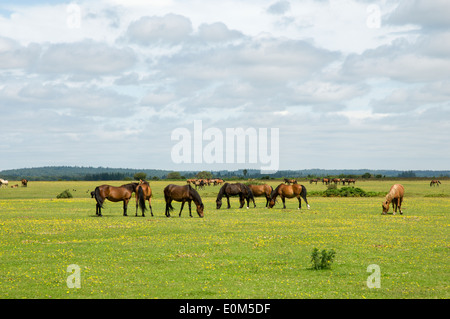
[310,248,336,270]
[56,189,73,199]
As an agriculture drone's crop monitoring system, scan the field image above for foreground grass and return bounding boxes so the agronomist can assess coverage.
[0,180,448,298]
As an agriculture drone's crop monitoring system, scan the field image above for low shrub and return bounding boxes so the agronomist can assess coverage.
[56,189,73,199]
[310,248,336,270]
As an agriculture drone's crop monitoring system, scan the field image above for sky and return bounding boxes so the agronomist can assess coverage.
[0,0,449,172]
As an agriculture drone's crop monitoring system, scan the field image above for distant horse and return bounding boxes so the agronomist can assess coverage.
[346,178,356,185]
[322,178,330,185]
[309,179,319,184]
[284,178,297,185]
[216,183,254,209]
[164,184,204,218]
[332,178,341,185]
[382,184,404,215]
[21,179,28,187]
[268,183,310,209]
[430,180,441,187]
[248,184,273,208]
[0,179,8,188]
[93,182,138,217]
[135,180,153,217]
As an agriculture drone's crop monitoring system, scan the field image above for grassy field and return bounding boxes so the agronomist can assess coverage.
[0,179,448,299]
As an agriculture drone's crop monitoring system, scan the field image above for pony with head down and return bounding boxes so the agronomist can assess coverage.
[382,184,404,215]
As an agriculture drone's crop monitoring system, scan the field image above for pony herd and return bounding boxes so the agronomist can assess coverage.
[92,180,204,218]
[0,179,28,188]
[91,180,312,218]
[86,179,443,217]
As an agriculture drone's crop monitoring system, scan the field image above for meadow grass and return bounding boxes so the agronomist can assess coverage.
[0,180,448,299]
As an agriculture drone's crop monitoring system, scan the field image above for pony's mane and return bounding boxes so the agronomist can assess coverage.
[216,183,229,200]
[189,187,203,206]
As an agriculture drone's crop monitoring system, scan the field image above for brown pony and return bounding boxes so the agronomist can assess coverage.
[269,183,310,209]
[135,180,153,217]
[21,179,28,187]
[247,184,273,208]
[430,180,441,187]
[216,183,254,209]
[93,182,138,217]
[382,184,404,215]
[164,184,204,218]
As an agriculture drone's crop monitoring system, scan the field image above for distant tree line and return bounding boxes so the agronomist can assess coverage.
[0,166,448,181]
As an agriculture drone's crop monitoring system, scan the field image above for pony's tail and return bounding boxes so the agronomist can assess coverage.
[94,187,104,208]
[300,185,310,207]
[137,186,147,214]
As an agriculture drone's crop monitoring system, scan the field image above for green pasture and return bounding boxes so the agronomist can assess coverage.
[0,179,448,299]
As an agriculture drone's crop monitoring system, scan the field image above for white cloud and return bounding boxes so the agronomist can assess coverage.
[125,14,193,45]
[35,40,136,75]
[0,0,449,170]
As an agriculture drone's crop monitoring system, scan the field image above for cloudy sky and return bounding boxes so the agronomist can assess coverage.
[0,0,449,172]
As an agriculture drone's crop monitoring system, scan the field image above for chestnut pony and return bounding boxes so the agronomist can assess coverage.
[93,182,137,217]
[268,183,310,209]
[382,184,404,215]
[135,180,153,217]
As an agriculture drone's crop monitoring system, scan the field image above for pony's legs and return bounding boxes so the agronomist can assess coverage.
[226,196,231,209]
[281,196,286,209]
[179,201,185,217]
[297,196,302,209]
[96,203,102,216]
[188,200,192,217]
[165,199,172,217]
[239,195,245,208]
[399,197,403,214]
[148,198,153,217]
[123,199,129,216]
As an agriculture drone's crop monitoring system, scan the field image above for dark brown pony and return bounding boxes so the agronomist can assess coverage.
[382,184,404,215]
[430,180,441,187]
[164,184,204,218]
[247,184,273,208]
[21,179,28,187]
[135,180,153,217]
[216,183,254,209]
[93,182,138,217]
[268,183,310,209]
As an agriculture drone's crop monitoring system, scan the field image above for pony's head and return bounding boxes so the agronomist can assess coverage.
[381,200,390,213]
[216,198,222,209]
[197,203,204,217]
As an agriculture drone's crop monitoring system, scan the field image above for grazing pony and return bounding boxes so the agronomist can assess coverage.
[284,178,297,185]
[216,183,254,209]
[430,180,441,187]
[93,182,137,217]
[0,179,8,188]
[135,180,153,217]
[247,184,273,208]
[268,183,310,209]
[382,184,404,215]
[21,179,28,187]
[164,184,204,218]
